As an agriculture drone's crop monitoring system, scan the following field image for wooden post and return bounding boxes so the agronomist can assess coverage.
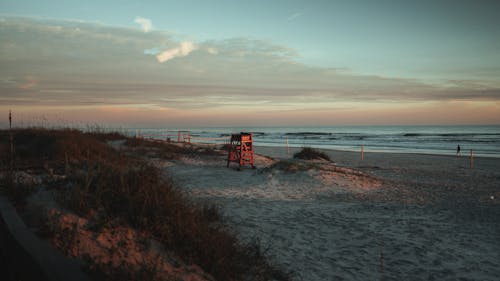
[361,144,365,160]
[177,130,181,142]
[9,110,13,171]
[65,152,69,175]
[470,149,474,168]
[286,137,290,156]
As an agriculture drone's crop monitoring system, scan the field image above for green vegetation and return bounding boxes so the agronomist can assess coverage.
[0,128,289,281]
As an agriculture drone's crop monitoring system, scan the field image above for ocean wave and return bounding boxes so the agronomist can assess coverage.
[339,135,366,140]
[252,132,267,136]
[403,133,500,137]
[285,132,333,136]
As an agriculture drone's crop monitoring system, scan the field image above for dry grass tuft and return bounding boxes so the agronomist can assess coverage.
[124,138,224,159]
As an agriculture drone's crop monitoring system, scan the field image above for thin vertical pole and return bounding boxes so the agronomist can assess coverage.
[178,130,181,142]
[286,137,290,156]
[9,110,14,173]
[65,152,69,175]
[470,149,474,168]
[361,144,365,160]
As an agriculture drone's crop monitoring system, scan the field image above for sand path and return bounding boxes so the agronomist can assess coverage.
[165,147,500,280]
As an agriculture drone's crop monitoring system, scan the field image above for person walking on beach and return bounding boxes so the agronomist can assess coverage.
[456,144,461,157]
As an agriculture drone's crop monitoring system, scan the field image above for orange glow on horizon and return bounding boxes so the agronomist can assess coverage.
[1,101,499,128]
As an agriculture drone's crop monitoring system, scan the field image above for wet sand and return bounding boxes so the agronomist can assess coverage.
[165,146,500,280]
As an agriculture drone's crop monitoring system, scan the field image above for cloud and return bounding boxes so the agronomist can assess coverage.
[156,41,198,63]
[287,12,302,21]
[19,75,38,90]
[207,47,218,55]
[134,17,152,32]
[1,16,499,124]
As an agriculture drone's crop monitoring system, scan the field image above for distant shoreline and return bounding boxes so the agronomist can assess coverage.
[253,145,500,171]
[132,125,500,158]
[254,145,500,159]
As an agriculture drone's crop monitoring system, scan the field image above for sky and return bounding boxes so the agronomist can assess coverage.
[1,0,499,127]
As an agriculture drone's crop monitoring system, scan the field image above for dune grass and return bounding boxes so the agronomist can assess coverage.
[0,128,289,281]
[293,147,331,161]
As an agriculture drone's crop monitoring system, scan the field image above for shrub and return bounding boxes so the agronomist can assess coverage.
[12,128,58,160]
[293,147,330,161]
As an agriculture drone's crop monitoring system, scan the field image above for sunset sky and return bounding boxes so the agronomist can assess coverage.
[1,0,499,127]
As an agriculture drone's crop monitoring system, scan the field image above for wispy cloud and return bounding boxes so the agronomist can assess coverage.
[134,16,152,32]
[207,47,218,55]
[19,75,38,90]
[156,41,198,63]
[287,12,302,21]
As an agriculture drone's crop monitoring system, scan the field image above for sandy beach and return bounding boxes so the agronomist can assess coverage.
[165,145,500,280]
[3,4,500,280]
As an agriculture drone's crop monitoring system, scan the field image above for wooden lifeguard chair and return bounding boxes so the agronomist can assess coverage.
[227,132,255,169]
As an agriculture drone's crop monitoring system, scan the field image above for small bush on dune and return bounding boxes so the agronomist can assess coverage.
[12,128,58,160]
[293,147,330,161]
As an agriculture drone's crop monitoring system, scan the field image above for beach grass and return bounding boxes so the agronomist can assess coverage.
[0,128,289,281]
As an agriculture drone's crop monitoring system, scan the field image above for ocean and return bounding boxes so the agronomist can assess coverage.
[130,125,500,158]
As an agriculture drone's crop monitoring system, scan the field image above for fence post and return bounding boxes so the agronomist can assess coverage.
[9,110,14,171]
[286,137,290,156]
[470,149,474,168]
[361,144,365,160]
